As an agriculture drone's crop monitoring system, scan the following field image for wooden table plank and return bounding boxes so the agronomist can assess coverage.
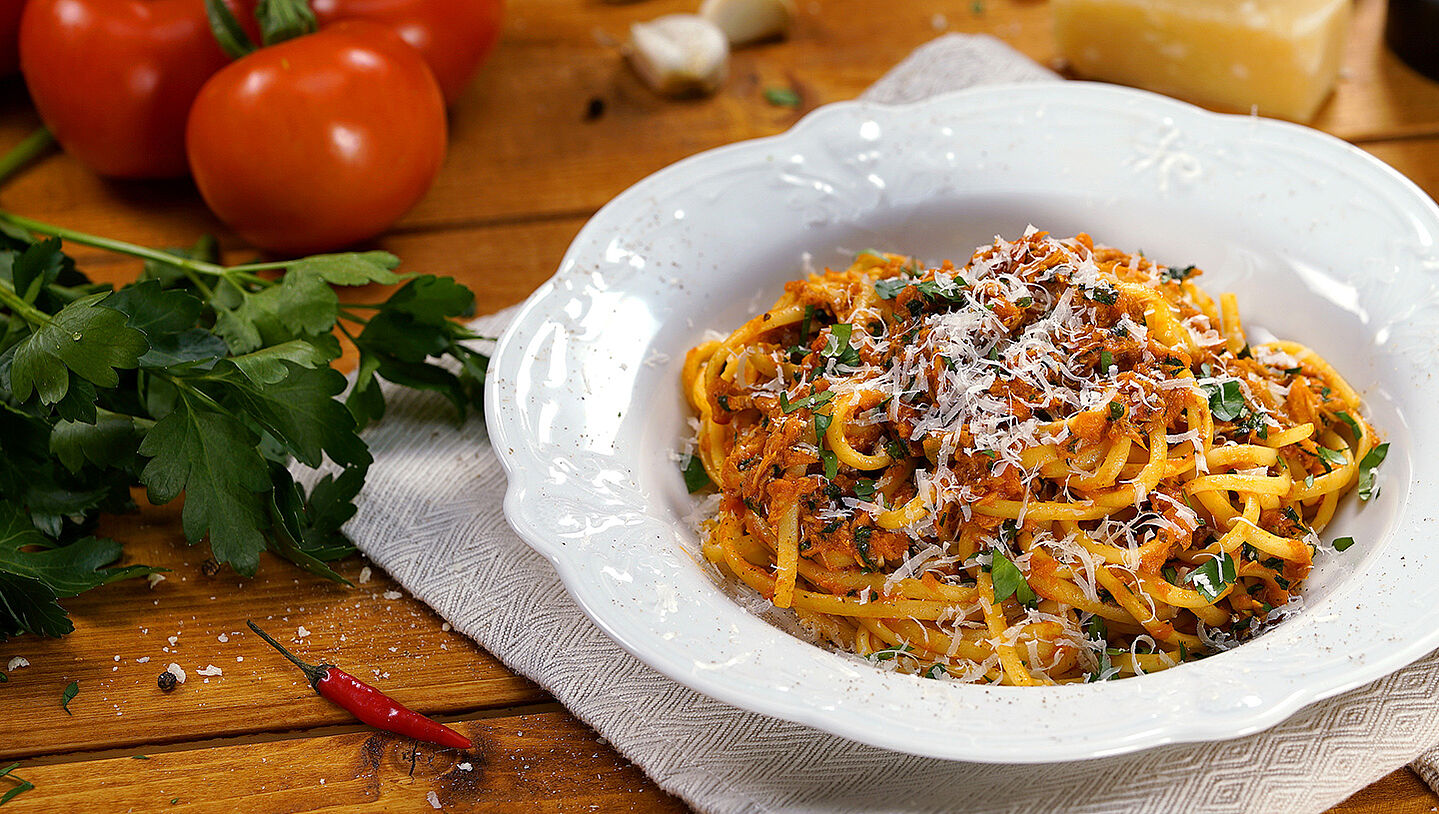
[0,497,546,761]
[1,711,688,813]
[2,0,1436,251]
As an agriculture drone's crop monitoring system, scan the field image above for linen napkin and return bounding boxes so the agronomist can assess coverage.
[326,35,1439,813]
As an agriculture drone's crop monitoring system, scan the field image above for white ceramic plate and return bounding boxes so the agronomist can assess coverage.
[486,83,1439,763]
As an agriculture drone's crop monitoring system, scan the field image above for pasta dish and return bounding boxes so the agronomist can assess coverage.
[680,229,1385,684]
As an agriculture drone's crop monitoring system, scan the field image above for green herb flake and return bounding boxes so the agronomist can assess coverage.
[1161,264,1197,282]
[763,86,801,108]
[681,455,711,493]
[869,642,912,661]
[1314,446,1347,472]
[924,663,948,679]
[1357,442,1389,501]
[60,680,78,716]
[853,526,877,570]
[1332,536,1356,552]
[1186,551,1237,602]
[1336,411,1364,440]
[1098,349,1113,372]
[989,553,1037,605]
[821,449,839,481]
[875,278,909,300]
[1205,380,1246,422]
[854,479,877,500]
[1108,401,1124,421]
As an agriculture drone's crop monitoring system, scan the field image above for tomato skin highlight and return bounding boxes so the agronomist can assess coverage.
[185,21,447,255]
[311,0,504,104]
[19,0,236,178]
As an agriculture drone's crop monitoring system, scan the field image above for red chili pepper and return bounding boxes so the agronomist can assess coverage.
[247,620,472,749]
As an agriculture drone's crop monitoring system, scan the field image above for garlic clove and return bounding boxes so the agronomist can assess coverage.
[700,0,795,47]
[627,14,730,98]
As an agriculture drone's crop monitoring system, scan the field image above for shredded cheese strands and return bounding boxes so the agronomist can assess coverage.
[682,231,1376,685]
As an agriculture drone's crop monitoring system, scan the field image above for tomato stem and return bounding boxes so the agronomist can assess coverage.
[0,128,56,189]
[204,0,258,60]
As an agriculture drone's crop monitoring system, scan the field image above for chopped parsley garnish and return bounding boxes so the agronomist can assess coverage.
[1336,411,1364,440]
[989,553,1036,605]
[1161,564,1179,585]
[681,455,711,493]
[821,449,838,480]
[868,642,912,661]
[885,439,907,459]
[854,479,877,500]
[1098,349,1113,372]
[1283,366,1303,376]
[799,304,814,343]
[822,324,862,367]
[1314,446,1347,472]
[1357,443,1389,500]
[1332,536,1356,552]
[1015,296,1033,308]
[1161,264,1197,282]
[1107,401,1124,421]
[875,278,909,300]
[853,526,877,570]
[924,663,948,679]
[779,389,835,414]
[915,278,967,306]
[1204,380,1245,422]
[1088,285,1119,305]
[1186,551,1236,601]
[60,680,78,716]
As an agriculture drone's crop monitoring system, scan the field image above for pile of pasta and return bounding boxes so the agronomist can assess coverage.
[682,230,1381,685]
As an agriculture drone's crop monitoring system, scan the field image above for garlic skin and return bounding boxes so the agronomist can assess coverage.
[627,15,730,98]
[700,0,795,47]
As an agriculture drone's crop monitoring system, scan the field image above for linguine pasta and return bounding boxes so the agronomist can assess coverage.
[681,230,1381,684]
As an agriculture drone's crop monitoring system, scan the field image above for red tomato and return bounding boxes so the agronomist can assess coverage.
[0,0,26,76]
[311,0,503,104]
[18,0,251,178]
[186,21,446,255]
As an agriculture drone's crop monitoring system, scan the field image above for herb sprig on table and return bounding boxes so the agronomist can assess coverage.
[0,212,489,639]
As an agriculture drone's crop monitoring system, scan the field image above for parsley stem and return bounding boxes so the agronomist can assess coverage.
[0,277,49,327]
[0,127,55,188]
[0,211,229,278]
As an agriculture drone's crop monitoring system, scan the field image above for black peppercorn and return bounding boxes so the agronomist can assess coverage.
[157,671,177,692]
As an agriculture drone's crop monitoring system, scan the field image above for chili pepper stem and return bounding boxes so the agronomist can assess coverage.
[246,620,330,687]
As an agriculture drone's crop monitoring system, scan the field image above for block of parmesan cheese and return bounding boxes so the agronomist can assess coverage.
[1052,0,1351,122]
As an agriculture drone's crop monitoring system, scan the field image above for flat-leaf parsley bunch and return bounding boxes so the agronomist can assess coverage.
[0,212,489,638]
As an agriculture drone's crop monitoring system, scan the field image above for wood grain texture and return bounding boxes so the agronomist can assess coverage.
[1,711,687,813]
[0,496,545,761]
[2,0,1438,810]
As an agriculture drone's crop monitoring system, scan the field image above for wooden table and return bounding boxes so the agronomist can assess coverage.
[3,0,1437,810]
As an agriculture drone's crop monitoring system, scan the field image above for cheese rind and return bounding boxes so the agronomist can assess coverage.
[1052,0,1351,122]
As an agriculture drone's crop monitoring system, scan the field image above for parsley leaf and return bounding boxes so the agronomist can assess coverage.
[989,553,1036,605]
[1332,536,1356,552]
[10,292,147,404]
[1336,411,1364,440]
[874,278,909,300]
[0,504,158,638]
[868,642,912,661]
[854,479,876,500]
[1357,443,1389,500]
[1186,551,1236,601]
[1204,380,1245,422]
[1313,446,1346,473]
[60,680,78,715]
[138,401,271,576]
[681,454,711,493]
